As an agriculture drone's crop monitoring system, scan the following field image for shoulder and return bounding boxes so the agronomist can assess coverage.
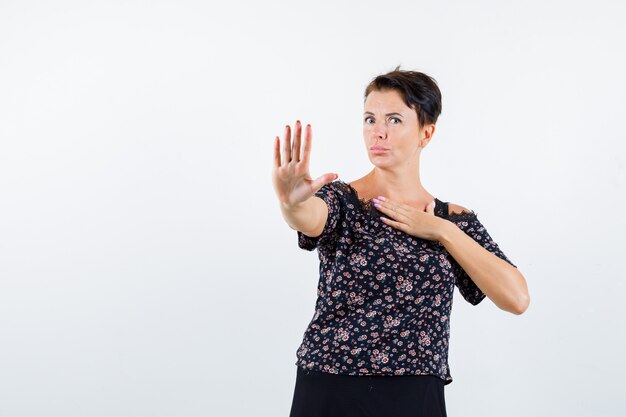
[318,180,354,198]
[318,180,347,196]
[312,181,347,207]
[447,202,473,217]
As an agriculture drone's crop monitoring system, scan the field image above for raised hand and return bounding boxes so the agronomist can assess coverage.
[272,120,338,208]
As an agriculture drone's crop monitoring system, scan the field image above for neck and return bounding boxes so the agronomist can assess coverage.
[366,166,433,204]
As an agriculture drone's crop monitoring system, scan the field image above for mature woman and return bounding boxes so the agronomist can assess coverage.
[272,67,530,417]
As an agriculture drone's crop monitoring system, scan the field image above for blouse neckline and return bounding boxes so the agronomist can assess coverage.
[340,179,445,217]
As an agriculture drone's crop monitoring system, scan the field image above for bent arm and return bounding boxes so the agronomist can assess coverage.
[438,222,530,314]
[279,196,328,238]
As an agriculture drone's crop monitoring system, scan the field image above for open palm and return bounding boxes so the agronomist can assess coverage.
[272,120,337,207]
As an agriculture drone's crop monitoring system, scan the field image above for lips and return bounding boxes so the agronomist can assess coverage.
[370,146,388,150]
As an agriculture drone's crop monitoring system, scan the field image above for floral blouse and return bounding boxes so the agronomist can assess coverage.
[294,179,517,385]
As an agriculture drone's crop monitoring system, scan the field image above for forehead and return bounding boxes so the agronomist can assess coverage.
[364,89,411,113]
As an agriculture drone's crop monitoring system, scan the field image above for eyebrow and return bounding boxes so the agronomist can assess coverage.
[363,111,404,117]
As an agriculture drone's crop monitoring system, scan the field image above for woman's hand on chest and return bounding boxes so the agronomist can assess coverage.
[372,196,449,242]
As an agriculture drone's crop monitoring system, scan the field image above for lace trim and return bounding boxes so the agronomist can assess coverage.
[340,180,447,219]
[446,210,478,222]
[340,180,382,218]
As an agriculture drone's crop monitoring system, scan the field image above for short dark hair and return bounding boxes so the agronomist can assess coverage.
[364,65,442,128]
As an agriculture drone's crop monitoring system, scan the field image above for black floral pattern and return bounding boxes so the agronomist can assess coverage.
[295,179,517,385]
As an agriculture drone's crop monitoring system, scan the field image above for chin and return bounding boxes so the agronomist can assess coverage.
[368,158,395,168]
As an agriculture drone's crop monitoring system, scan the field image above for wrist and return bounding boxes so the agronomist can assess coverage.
[437,220,461,245]
[280,199,308,213]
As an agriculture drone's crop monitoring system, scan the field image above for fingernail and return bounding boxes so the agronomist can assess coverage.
[378,196,386,201]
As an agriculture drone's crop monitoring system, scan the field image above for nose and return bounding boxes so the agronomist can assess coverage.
[372,121,387,140]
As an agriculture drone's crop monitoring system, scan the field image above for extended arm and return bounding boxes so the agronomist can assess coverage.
[280,197,328,238]
[272,120,338,239]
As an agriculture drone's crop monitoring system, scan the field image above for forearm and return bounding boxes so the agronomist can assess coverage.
[438,221,530,314]
[279,198,323,235]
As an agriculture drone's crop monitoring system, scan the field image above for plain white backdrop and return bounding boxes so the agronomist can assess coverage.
[1,0,625,416]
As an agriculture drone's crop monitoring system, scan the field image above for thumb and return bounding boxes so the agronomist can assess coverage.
[312,172,339,191]
[426,199,436,215]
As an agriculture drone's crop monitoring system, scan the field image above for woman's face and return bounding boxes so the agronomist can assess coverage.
[363,88,428,168]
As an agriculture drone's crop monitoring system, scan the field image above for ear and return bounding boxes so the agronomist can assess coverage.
[419,124,436,148]
[423,124,436,140]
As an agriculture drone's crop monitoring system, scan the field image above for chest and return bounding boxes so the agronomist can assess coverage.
[331,202,450,279]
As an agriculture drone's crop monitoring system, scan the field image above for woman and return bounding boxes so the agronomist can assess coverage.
[272,67,530,417]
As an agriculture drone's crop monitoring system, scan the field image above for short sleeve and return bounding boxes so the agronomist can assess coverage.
[297,182,342,251]
[448,211,517,305]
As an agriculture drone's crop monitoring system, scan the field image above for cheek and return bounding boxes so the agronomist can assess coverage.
[395,131,414,145]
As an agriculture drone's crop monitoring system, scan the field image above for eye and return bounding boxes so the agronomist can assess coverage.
[389,117,402,124]
[364,116,374,124]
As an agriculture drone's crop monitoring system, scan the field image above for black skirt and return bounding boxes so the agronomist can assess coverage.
[289,366,447,417]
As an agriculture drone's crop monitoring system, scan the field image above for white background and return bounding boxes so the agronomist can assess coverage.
[1,1,625,416]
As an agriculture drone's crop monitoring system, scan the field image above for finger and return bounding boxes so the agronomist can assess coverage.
[273,135,281,167]
[292,120,302,163]
[373,198,409,222]
[426,200,436,215]
[380,216,408,233]
[313,172,339,191]
[282,124,292,166]
[301,123,312,167]
[375,196,411,216]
